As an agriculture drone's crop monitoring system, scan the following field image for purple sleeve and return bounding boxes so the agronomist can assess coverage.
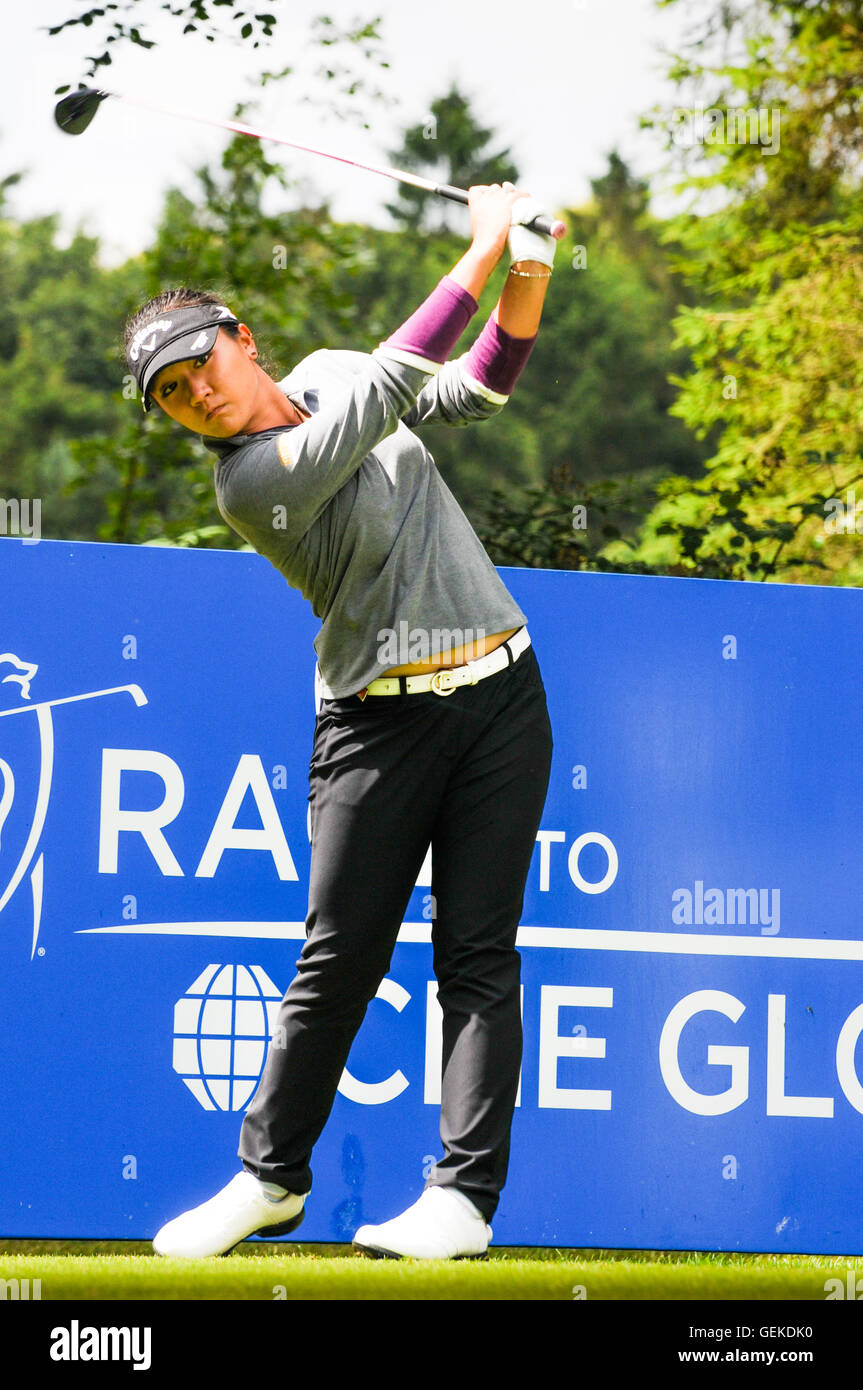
[463,316,538,396]
[383,275,478,363]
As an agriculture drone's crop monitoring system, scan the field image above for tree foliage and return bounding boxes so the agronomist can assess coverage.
[0,178,142,536]
[48,2,388,117]
[385,87,519,233]
[620,0,863,583]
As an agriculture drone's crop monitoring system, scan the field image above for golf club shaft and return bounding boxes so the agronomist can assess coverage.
[87,88,567,240]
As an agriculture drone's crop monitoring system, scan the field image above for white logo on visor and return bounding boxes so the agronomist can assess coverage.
[188,332,210,353]
[129,318,173,363]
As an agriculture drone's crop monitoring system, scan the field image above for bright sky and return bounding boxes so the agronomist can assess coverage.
[1,0,695,263]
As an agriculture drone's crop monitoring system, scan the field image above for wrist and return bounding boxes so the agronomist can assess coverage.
[509,259,553,279]
[471,237,506,265]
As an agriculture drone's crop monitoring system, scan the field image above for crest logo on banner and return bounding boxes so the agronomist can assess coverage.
[0,651,147,959]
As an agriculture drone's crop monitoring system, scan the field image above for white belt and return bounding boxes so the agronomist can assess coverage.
[316,627,531,704]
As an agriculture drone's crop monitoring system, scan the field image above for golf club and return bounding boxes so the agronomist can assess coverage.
[54,86,567,240]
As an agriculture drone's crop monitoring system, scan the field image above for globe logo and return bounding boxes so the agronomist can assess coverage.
[172,963,283,1112]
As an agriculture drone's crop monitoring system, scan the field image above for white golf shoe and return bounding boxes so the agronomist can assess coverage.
[153,1171,305,1258]
[352,1185,492,1259]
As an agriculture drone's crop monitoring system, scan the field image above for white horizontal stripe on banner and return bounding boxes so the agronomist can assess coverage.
[76,922,863,961]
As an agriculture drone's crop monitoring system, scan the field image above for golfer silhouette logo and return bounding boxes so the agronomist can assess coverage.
[0,652,147,959]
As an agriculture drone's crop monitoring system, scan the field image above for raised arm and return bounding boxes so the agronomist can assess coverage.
[217,188,552,541]
[377,183,540,369]
[405,189,558,426]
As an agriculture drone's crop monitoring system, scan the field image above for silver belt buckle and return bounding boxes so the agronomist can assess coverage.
[430,669,456,696]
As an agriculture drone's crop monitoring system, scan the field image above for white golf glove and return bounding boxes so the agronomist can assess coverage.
[508,194,557,269]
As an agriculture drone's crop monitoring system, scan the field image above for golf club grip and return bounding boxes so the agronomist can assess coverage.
[434,183,566,240]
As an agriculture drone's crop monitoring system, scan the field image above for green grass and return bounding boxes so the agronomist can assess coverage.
[0,1240,854,1300]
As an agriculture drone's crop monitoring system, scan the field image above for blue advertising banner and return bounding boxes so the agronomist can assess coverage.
[0,535,861,1253]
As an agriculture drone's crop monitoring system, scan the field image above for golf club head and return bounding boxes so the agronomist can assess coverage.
[54,88,110,136]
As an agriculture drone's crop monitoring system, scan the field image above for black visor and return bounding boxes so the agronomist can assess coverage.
[126,302,239,411]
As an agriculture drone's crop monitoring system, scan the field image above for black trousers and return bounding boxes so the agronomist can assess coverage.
[238,636,553,1222]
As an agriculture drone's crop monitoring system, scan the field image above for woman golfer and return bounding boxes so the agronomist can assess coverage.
[127,183,555,1259]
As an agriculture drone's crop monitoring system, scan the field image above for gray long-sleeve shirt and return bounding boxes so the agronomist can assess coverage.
[206,345,528,698]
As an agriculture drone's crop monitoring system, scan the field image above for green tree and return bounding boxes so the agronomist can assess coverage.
[615,0,863,583]
[385,86,519,233]
[0,176,142,538]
